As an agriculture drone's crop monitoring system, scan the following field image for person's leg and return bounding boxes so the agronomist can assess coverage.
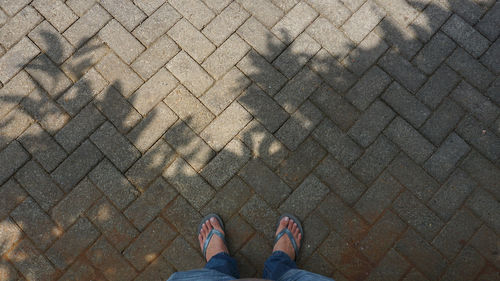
[204,252,239,278]
[263,250,297,280]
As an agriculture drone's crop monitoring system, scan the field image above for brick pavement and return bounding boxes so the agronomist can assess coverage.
[0,0,499,280]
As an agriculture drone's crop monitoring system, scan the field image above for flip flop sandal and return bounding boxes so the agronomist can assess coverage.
[197,213,227,260]
[273,213,304,261]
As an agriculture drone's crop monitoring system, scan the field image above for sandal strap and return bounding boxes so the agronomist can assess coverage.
[202,229,226,259]
[273,228,299,258]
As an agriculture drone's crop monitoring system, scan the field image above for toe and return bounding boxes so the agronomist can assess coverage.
[210,217,223,233]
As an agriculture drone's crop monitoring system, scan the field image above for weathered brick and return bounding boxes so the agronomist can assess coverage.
[348,100,395,147]
[481,38,500,75]
[94,53,143,98]
[466,188,500,233]
[124,177,177,230]
[460,149,500,198]
[279,175,329,221]
[342,0,385,43]
[161,196,202,246]
[51,177,101,229]
[376,18,423,60]
[365,249,409,281]
[442,14,489,57]
[131,34,180,80]
[202,35,250,80]
[164,120,215,171]
[31,0,78,32]
[299,210,329,260]
[0,180,26,221]
[28,20,75,64]
[432,209,481,259]
[309,49,357,94]
[272,2,317,44]
[10,198,60,251]
[163,157,215,210]
[201,176,252,220]
[25,54,72,98]
[237,0,283,28]
[311,85,359,132]
[0,0,31,15]
[132,3,180,46]
[275,35,321,80]
[0,71,36,119]
[456,115,500,162]
[169,0,215,29]
[167,51,214,97]
[451,80,500,124]
[384,117,435,164]
[129,68,177,115]
[239,195,279,240]
[94,84,142,134]
[63,4,111,47]
[276,101,323,151]
[0,107,32,150]
[61,37,109,81]
[469,225,500,268]
[0,6,41,49]
[98,19,145,64]
[7,239,57,281]
[57,256,102,281]
[46,218,100,269]
[476,2,500,41]
[134,256,175,281]
[0,141,29,185]
[204,0,232,12]
[306,0,350,26]
[374,0,419,25]
[342,31,388,75]
[18,124,65,172]
[413,32,456,75]
[162,236,205,271]
[168,18,215,64]
[312,119,362,167]
[378,50,427,94]
[0,37,40,84]
[237,17,285,62]
[202,2,249,46]
[277,68,322,114]
[65,0,97,15]
[388,153,439,201]
[133,0,165,15]
[423,133,470,182]
[239,233,273,270]
[201,139,250,189]
[0,217,22,257]
[0,258,18,281]
[345,66,392,111]
[239,158,291,208]
[87,198,139,251]
[410,0,450,42]
[415,64,460,109]
[124,217,176,270]
[100,0,145,31]
[86,237,137,281]
[307,17,352,60]
[201,102,252,152]
[420,98,464,145]
[441,246,485,281]
[239,84,289,132]
[237,50,287,96]
[224,214,255,253]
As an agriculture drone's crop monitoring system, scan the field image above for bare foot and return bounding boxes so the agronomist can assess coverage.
[198,217,229,262]
[273,216,302,260]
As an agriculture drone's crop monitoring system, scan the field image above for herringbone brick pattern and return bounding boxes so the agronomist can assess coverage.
[0,0,499,280]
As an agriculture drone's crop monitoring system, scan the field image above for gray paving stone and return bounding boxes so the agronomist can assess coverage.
[348,100,395,147]
[31,0,78,32]
[204,0,232,12]
[374,17,423,60]
[451,80,500,124]
[345,66,392,111]
[86,237,137,281]
[279,175,329,221]
[476,2,500,41]
[168,18,215,64]
[469,225,500,268]
[481,38,500,75]
[127,102,178,153]
[0,217,22,257]
[420,98,465,145]
[0,37,40,84]
[342,31,389,75]
[133,0,165,15]
[272,2,317,44]
[132,3,180,46]
[342,0,385,43]
[15,160,64,212]
[7,239,57,281]
[306,0,350,27]
[441,246,486,281]
[237,0,283,28]
[94,53,143,98]
[413,32,456,75]
[0,107,32,150]
[169,0,215,29]
[51,140,103,191]
[161,195,202,247]
[382,82,431,128]
[308,48,357,94]
[460,150,500,198]
[237,50,287,96]
[163,157,215,210]
[201,67,251,115]
[202,34,250,80]
[0,0,31,15]
[237,120,288,169]
[0,71,36,119]
[350,136,398,184]
[201,176,252,220]
[487,77,500,107]
[388,152,440,201]
[129,68,177,115]
[449,0,485,25]
[46,217,99,270]
[201,101,252,152]
[276,101,323,151]
[415,65,461,109]
[239,195,279,240]
[447,48,495,91]
[125,139,176,191]
[378,49,427,94]
[0,180,27,221]
[164,120,215,171]
[61,37,110,81]
[10,198,60,251]
[63,4,111,47]
[311,84,359,132]
[456,115,500,162]
[134,256,175,281]
[375,0,419,25]
[237,17,285,62]
[313,119,362,167]
[0,141,29,185]
[202,2,249,46]
[410,0,451,42]
[442,14,489,58]
[21,87,69,134]
[384,117,435,164]
[162,236,205,272]
[131,35,180,80]
[124,177,177,230]
[201,139,251,189]
[167,51,214,97]
[66,0,98,16]
[51,177,101,229]
[165,85,214,134]
[100,0,146,31]
[360,218,407,266]
[18,123,66,172]
[466,188,500,233]
[28,20,75,64]
[98,19,145,64]
[273,33,321,79]
[94,84,142,134]
[25,54,73,98]
[306,17,352,60]
[238,84,288,132]
[0,5,42,49]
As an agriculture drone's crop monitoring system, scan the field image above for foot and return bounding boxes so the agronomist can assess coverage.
[198,217,229,262]
[273,216,302,260]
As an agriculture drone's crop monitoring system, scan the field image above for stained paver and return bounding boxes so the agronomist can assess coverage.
[0,0,498,280]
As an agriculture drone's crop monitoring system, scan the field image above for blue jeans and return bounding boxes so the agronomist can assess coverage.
[167,251,334,281]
